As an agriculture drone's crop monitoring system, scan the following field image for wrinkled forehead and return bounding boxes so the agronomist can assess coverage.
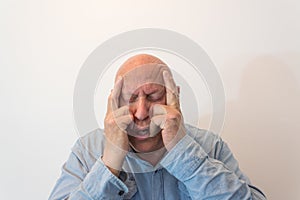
[122,63,170,93]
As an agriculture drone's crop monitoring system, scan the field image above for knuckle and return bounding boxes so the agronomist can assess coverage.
[167,109,182,120]
[105,116,115,126]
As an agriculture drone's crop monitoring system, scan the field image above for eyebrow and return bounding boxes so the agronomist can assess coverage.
[147,88,165,95]
[121,86,165,98]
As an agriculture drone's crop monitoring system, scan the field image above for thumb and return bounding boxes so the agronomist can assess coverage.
[150,115,166,137]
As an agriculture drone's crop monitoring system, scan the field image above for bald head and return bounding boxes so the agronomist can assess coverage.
[115,54,172,101]
[116,54,167,80]
[111,54,179,147]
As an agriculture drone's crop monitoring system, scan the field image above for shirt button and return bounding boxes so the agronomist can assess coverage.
[118,190,124,196]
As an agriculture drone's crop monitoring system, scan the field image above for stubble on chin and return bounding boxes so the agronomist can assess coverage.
[128,132,164,153]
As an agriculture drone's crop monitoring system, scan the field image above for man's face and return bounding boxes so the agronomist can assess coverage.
[118,64,168,153]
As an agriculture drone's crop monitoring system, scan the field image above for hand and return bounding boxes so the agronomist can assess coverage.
[150,71,186,151]
[102,77,133,176]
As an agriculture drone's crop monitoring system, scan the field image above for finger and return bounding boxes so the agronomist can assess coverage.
[113,105,131,118]
[150,114,166,129]
[150,104,166,118]
[150,114,166,137]
[115,114,133,131]
[106,93,113,113]
[111,76,123,111]
[163,70,179,107]
[149,104,166,137]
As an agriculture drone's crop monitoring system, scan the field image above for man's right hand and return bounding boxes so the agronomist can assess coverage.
[102,77,133,176]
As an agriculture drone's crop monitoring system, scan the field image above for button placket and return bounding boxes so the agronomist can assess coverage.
[151,169,164,200]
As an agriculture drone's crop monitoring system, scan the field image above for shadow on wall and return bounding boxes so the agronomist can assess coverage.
[222,55,300,200]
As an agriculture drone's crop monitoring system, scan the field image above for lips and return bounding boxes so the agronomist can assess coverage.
[126,124,150,138]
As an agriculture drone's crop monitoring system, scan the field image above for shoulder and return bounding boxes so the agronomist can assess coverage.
[71,129,106,170]
[184,124,225,159]
[184,124,252,184]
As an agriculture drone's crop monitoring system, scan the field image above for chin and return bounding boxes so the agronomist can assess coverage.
[128,134,164,153]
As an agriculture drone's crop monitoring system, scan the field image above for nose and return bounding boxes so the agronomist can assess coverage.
[131,97,149,121]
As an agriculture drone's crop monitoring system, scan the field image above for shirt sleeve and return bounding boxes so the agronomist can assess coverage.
[48,140,128,200]
[160,134,266,200]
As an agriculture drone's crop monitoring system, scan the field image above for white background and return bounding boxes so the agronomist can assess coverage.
[1,0,300,199]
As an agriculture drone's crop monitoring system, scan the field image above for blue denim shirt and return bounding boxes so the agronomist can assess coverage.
[49,124,266,199]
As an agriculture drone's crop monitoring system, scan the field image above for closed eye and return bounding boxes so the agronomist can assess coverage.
[147,93,164,102]
[129,94,139,103]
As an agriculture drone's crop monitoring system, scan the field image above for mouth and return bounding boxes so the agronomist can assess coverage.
[127,125,150,139]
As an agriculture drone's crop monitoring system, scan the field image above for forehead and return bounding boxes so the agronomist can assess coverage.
[122,83,165,96]
[121,64,168,93]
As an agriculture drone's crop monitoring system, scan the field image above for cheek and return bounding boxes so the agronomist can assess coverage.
[127,101,142,115]
[128,104,135,114]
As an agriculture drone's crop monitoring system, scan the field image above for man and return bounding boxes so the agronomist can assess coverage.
[49,54,266,199]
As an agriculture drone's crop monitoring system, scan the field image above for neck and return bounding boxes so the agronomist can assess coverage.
[135,147,167,166]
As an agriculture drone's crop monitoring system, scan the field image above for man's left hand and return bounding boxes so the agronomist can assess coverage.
[150,70,186,151]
